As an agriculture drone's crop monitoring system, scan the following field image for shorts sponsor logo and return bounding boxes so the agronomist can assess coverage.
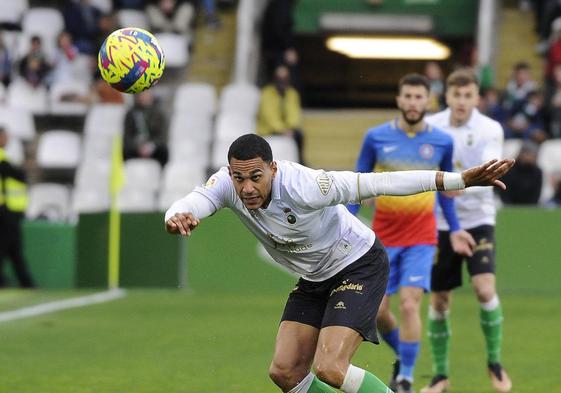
[316,172,333,196]
[330,280,364,296]
[475,238,494,252]
[409,275,424,282]
[334,301,346,310]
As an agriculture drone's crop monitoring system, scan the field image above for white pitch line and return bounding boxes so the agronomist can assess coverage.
[0,288,127,323]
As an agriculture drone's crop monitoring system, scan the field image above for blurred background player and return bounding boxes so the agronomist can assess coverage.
[0,127,35,289]
[348,74,475,393]
[423,68,512,393]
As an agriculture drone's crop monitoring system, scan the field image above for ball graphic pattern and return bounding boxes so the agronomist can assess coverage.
[98,28,165,94]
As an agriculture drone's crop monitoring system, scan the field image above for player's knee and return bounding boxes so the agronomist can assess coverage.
[268,361,307,390]
[399,297,421,318]
[432,292,450,312]
[474,285,495,303]
[313,359,346,387]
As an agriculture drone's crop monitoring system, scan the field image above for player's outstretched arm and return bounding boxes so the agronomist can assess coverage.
[460,159,515,190]
[165,212,200,237]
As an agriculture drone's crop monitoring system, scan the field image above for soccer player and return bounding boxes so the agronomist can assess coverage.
[348,74,475,393]
[165,133,513,393]
[421,69,512,393]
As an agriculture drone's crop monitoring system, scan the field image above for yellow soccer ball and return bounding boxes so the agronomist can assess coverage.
[98,27,165,94]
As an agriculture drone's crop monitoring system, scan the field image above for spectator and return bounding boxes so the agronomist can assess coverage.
[48,31,80,85]
[424,61,445,113]
[123,90,168,166]
[502,62,537,112]
[113,0,146,9]
[257,65,304,164]
[146,0,194,36]
[0,31,12,86]
[63,0,102,55]
[505,90,548,142]
[500,141,543,205]
[479,87,507,124]
[544,17,561,80]
[200,0,221,28]
[0,127,35,288]
[544,63,561,138]
[96,13,118,52]
[18,35,51,88]
[92,73,126,104]
[261,0,298,82]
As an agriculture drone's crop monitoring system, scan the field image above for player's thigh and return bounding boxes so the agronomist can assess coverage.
[314,325,363,367]
[466,225,496,277]
[385,246,404,296]
[322,239,389,344]
[398,244,435,292]
[432,231,464,291]
[271,320,319,373]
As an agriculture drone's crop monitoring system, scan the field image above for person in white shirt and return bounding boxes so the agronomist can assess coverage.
[165,133,513,393]
[423,69,512,393]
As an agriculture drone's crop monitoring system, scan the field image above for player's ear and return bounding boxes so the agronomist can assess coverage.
[270,161,277,177]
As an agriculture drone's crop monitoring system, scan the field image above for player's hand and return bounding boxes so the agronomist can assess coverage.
[450,229,476,257]
[165,212,200,236]
[461,159,515,190]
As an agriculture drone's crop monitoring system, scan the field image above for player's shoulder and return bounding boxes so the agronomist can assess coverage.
[276,160,330,207]
[425,109,450,127]
[202,167,232,190]
[365,120,395,138]
[471,109,504,136]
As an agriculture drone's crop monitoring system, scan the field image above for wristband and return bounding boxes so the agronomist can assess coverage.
[443,172,465,190]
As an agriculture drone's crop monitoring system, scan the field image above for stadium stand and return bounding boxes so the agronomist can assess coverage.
[26,182,71,221]
[36,129,81,169]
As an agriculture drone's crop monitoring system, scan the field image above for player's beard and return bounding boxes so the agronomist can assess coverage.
[401,108,426,126]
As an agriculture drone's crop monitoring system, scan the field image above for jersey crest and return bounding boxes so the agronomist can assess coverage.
[316,172,333,196]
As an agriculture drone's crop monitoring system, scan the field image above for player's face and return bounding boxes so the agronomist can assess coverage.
[229,157,277,210]
[446,83,480,125]
[396,85,429,125]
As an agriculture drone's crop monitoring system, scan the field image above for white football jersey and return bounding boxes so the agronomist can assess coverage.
[166,161,375,281]
[425,108,504,230]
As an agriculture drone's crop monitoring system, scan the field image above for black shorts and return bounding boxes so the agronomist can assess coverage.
[431,225,496,291]
[280,238,389,344]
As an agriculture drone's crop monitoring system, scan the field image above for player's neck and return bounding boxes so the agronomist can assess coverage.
[397,117,426,135]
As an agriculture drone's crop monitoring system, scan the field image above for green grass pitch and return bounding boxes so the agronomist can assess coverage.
[0,207,559,392]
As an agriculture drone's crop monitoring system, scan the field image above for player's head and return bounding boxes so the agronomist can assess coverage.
[228,134,277,210]
[396,73,430,126]
[445,68,480,125]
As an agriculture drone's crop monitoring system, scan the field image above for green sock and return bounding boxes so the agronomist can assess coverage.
[428,316,451,376]
[480,305,503,364]
[357,371,393,393]
[307,376,337,393]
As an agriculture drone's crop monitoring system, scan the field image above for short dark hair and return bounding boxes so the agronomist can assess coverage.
[398,73,430,94]
[446,68,479,88]
[228,134,273,163]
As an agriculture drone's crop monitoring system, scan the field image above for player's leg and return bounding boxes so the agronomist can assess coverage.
[273,276,338,392]
[269,321,335,392]
[376,247,402,390]
[391,245,434,392]
[421,232,463,393]
[376,295,400,390]
[467,226,511,392]
[314,238,393,392]
[314,326,392,392]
